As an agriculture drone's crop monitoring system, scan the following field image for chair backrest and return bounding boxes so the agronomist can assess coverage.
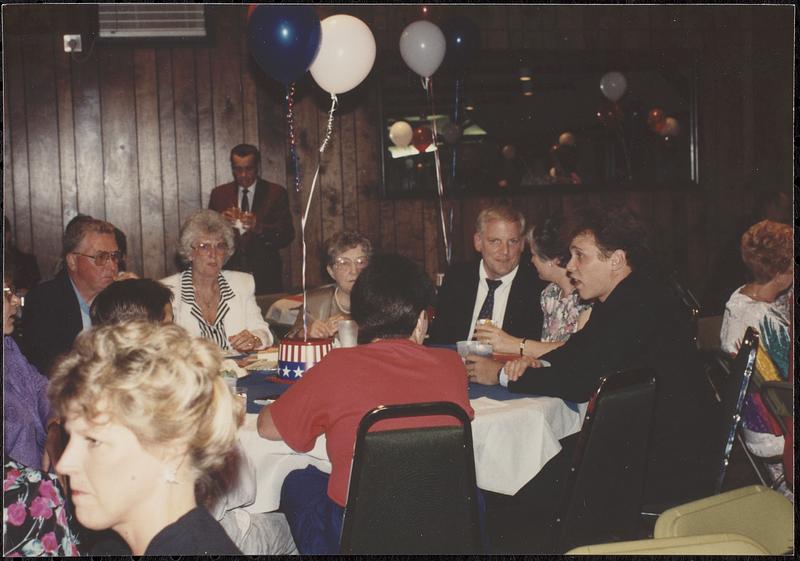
[711,327,758,494]
[566,533,771,555]
[339,401,481,555]
[551,367,657,553]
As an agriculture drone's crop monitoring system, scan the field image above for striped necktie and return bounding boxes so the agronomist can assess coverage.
[478,279,502,321]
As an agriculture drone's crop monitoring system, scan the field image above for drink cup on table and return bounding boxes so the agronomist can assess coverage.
[337,319,359,348]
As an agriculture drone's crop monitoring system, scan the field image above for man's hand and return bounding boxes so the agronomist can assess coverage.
[221,207,240,223]
[240,211,257,231]
[505,356,542,381]
[257,405,283,441]
[465,355,504,385]
[474,323,518,354]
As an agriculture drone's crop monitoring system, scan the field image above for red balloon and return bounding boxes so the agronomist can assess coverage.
[596,100,623,128]
[412,125,433,153]
[647,108,666,133]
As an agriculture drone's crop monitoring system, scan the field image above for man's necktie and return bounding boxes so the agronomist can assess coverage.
[241,188,250,213]
[478,279,502,322]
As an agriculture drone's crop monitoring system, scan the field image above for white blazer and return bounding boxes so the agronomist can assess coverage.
[161,269,273,350]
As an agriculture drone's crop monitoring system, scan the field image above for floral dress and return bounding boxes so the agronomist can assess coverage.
[539,282,593,342]
[3,458,80,557]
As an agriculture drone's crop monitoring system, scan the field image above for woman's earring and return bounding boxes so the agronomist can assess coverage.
[163,466,179,485]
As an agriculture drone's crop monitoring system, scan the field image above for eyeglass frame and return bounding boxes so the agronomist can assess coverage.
[332,256,370,270]
[191,241,231,255]
[71,251,123,267]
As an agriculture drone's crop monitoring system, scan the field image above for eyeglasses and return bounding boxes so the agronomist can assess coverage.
[333,256,369,270]
[192,242,229,255]
[72,251,122,267]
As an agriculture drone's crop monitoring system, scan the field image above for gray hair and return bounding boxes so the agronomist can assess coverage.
[178,210,235,264]
[324,230,373,265]
[474,205,526,236]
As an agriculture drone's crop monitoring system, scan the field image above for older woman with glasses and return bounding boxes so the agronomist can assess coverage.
[161,210,272,353]
[287,230,372,339]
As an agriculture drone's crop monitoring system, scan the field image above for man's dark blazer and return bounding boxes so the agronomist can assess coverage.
[509,271,717,506]
[20,269,83,377]
[428,260,546,345]
[209,178,295,294]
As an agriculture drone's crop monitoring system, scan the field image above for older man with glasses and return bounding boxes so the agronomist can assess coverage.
[21,217,133,376]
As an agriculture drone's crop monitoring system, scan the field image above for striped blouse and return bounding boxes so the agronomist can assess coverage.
[180,268,236,350]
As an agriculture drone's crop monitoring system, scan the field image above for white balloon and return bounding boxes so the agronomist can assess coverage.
[599,71,627,102]
[310,15,376,95]
[399,20,446,78]
[389,121,413,148]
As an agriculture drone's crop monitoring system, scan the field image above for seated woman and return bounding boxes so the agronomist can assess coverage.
[720,220,792,466]
[475,214,592,357]
[161,210,272,353]
[90,278,174,325]
[50,321,245,555]
[4,266,59,472]
[287,230,372,339]
[256,254,474,554]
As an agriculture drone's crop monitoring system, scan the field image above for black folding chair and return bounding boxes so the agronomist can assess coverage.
[708,326,760,495]
[550,368,657,553]
[339,401,482,555]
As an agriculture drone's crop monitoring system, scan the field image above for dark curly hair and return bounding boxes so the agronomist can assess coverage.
[740,220,792,282]
[350,254,434,344]
[566,204,651,270]
[527,213,571,266]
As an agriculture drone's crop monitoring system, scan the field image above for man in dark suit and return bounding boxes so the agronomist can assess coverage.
[428,205,546,346]
[469,204,716,510]
[209,144,294,294]
[22,218,125,376]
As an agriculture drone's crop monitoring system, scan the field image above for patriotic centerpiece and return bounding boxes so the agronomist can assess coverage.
[277,337,333,381]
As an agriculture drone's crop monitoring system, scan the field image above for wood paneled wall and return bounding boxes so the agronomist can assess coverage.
[3,5,793,309]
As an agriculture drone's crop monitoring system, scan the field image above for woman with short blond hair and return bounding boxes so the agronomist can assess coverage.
[51,321,244,555]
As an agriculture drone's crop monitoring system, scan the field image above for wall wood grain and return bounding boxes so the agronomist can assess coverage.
[2,5,792,313]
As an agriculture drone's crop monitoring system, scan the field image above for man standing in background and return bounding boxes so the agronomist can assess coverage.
[209,144,295,294]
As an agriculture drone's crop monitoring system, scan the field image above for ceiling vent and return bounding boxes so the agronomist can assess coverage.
[98,5,207,39]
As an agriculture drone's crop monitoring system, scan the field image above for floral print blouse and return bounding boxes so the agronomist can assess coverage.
[3,458,80,557]
[539,282,593,342]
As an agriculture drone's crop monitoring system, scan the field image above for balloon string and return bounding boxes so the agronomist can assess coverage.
[450,77,463,194]
[301,94,339,341]
[286,83,301,193]
[425,78,452,265]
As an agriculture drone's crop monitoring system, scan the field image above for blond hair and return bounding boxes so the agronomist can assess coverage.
[474,205,526,235]
[48,321,244,489]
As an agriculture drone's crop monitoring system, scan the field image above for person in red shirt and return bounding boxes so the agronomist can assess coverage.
[257,254,474,554]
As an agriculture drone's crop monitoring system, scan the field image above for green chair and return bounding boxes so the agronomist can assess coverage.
[653,484,794,555]
[566,533,770,555]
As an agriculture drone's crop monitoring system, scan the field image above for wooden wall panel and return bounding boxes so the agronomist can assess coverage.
[6,36,31,252]
[24,34,62,270]
[99,47,142,275]
[156,49,181,275]
[133,48,166,280]
[55,48,78,230]
[71,41,105,220]
[172,47,202,224]
[1,5,791,309]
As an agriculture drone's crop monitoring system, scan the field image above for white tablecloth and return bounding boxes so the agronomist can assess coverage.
[238,396,586,514]
[264,297,302,326]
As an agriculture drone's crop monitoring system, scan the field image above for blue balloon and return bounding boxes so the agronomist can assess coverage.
[441,17,480,72]
[248,6,321,85]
